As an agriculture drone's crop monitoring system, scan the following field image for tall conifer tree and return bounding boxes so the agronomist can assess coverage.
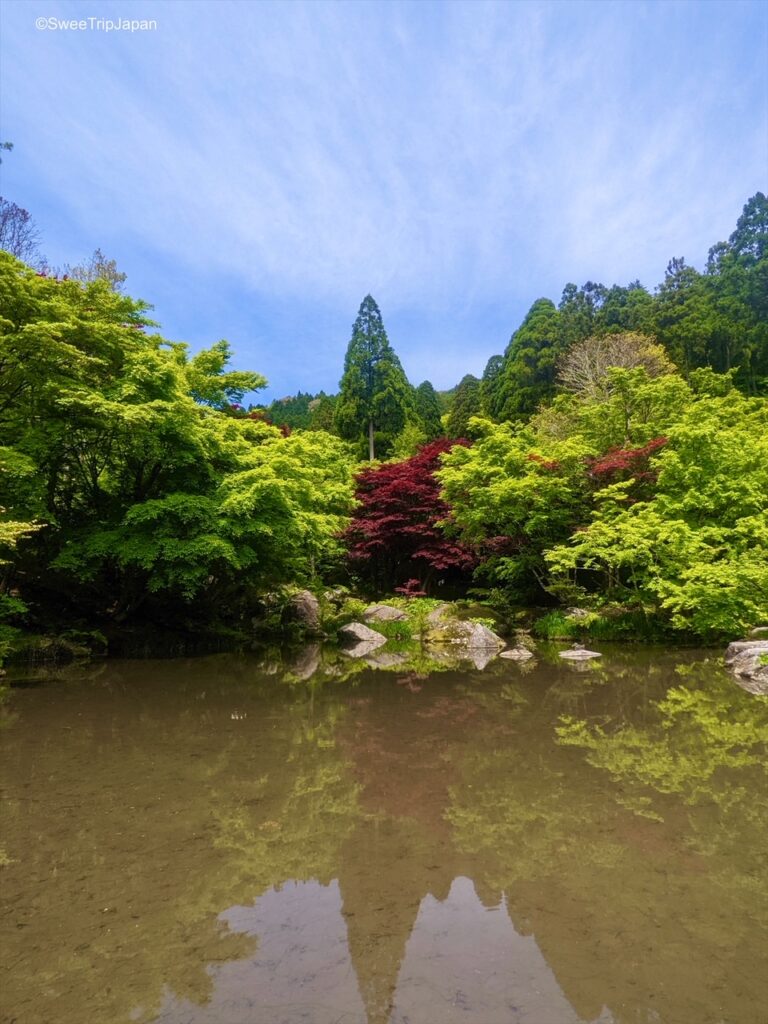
[335,295,413,459]
[414,380,444,440]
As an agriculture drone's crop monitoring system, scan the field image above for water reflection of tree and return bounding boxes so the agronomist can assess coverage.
[0,655,361,1024]
[446,659,768,1024]
[3,649,767,1024]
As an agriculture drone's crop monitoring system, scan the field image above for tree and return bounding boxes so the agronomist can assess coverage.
[495,298,562,420]
[334,295,413,460]
[414,380,443,440]
[64,248,127,291]
[0,197,42,263]
[480,355,505,420]
[0,252,355,634]
[557,281,607,348]
[557,332,674,397]
[446,374,482,437]
[343,439,476,593]
[546,382,768,637]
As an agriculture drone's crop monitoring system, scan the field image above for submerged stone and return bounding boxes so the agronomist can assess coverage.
[559,644,602,660]
[500,646,535,661]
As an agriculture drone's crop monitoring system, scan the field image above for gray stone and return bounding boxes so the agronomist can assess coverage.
[733,667,768,696]
[286,643,322,681]
[559,644,602,660]
[338,621,387,650]
[425,603,452,626]
[566,607,591,620]
[724,640,768,666]
[362,604,408,623]
[463,649,498,671]
[364,650,408,668]
[500,646,535,661]
[425,618,505,651]
[343,640,387,659]
[726,639,768,695]
[283,590,321,631]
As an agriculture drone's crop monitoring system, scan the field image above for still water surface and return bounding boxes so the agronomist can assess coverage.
[1,645,766,1024]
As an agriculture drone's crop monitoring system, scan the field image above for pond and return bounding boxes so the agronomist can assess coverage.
[1,645,766,1024]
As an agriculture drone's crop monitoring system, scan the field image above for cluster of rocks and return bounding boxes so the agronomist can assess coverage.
[281,592,611,669]
[725,631,768,695]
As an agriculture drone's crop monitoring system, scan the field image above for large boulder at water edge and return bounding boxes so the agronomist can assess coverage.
[339,621,388,659]
[282,590,321,632]
[362,604,408,623]
[424,611,505,651]
[725,639,768,695]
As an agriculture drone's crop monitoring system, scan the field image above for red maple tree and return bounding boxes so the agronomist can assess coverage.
[343,439,477,593]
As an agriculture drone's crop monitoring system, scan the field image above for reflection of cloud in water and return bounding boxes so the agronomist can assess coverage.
[393,876,613,1024]
[151,880,366,1023]
[149,877,613,1024]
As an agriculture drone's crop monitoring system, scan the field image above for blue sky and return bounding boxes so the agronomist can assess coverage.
[2,0,766,401]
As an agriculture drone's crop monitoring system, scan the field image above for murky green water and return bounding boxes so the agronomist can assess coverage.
[1,645,766,1024]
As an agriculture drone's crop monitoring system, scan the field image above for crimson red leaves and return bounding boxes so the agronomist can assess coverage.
[344,439,477,592]
[587,437,668,484]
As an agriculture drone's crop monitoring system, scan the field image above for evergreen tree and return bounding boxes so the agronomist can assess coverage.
[495,298,562,420]
[480,354,504,420]
[334,295,413,459]
[414,380,444,440]
[446,374,482,438]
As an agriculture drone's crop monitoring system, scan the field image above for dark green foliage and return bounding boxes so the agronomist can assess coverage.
[334,295,414,460]
[495,299,562,420]
[414,380,444,439]
[480,355,504,419]
[446,374,482,437]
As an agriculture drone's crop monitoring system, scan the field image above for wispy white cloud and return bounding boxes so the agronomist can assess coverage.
[2,0,766,393]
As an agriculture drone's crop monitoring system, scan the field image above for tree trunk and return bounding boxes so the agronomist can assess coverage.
[368,418,375,461]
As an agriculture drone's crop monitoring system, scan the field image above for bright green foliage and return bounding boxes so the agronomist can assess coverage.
[0,253,356,635]
[546,382,768,637]
[445,374,482,438]
[218,430,356,584]
[438,419,593,598]
[334,295,414,460]
[414,380,443,440]
[440,366,768,637]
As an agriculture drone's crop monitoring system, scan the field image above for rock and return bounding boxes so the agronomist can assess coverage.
[283,590,321,632]
[425,618,505,651]
[286,643,322,681]
[343,641,386,659]
[364,650,408,668]
[362,604,408,623]
[500,646,534,661]
[425,603,452,626]
[724,640,768,666]
[338,621,387,650]
[733,667,768,696]
[566,607,591,620]
[463,649,498,671]
[559,643,602,660]
[725,639,768,695]
[748,626,768,638]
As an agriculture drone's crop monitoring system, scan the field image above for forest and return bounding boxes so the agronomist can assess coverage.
[0,192,766,664]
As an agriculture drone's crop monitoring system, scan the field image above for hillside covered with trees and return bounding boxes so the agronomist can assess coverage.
[0,193,766,661]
